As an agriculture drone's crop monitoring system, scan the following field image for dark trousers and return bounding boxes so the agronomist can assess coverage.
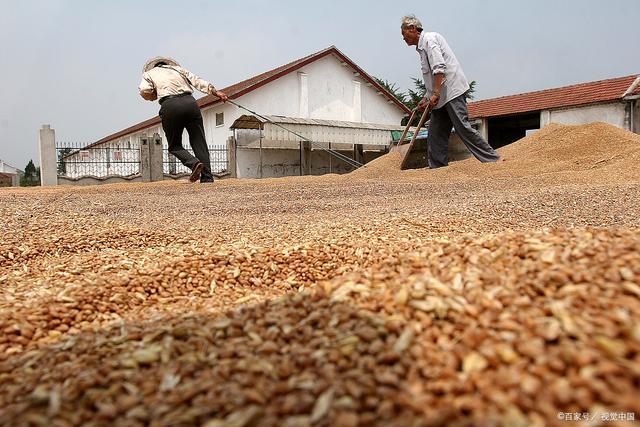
[159,94,213,182]
[427,94,500,168]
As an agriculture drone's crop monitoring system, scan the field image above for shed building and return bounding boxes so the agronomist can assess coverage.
[467,74,640,149]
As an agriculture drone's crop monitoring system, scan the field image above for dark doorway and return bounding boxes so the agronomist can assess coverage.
[488,112,540,149]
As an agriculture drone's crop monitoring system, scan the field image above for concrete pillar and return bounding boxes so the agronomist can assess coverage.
[38,125,57,186]
[227,136,237,178]
[149,133,164,181]
[353,81,362,122]
[354,144,364,165]
[168,155,177,175]
[140,136,151,182]
[298,72,309,118]
[259,131,263,179]
[540,110,551,128]
[300,141,311,175]
[475,118,489,142]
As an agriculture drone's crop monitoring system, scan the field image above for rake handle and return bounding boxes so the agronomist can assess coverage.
[408,106,431,146]
[396,109,418,146]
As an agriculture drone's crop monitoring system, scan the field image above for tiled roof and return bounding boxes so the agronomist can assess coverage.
[468,75,640,119]
[91,46,409,147]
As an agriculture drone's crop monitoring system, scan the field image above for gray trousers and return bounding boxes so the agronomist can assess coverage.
[427,94,500,168]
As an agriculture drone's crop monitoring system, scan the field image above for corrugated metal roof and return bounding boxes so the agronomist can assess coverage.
[232,115,407,146]
[231,115,407,131]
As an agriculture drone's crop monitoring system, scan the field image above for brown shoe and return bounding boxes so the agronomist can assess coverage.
[189,163,204,182]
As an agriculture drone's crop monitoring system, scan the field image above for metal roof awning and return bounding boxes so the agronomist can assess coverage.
[230,115,407,145]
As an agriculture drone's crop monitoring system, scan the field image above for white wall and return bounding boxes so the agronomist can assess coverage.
[634,100,639,133]
[201,53,404,147]
[236,148,301,178]
[235,147,383,178]
[548,102,627,129]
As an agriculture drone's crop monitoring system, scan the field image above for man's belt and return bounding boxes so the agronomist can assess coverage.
[159,92,192,104]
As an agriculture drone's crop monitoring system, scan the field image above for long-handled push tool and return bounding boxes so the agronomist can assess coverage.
[226,99,364,170]
[390,105,431,170]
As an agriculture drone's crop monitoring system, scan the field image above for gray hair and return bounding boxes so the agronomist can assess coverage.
[401,14,423,30]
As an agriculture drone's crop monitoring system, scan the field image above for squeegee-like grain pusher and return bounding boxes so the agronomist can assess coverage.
[390,107,431,170]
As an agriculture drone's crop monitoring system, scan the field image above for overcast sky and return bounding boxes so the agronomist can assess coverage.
[1,0,638,168]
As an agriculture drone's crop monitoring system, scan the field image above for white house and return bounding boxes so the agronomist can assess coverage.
[65,46,409,179]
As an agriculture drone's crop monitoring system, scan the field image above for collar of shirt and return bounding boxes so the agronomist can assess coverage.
[415,31,426,52]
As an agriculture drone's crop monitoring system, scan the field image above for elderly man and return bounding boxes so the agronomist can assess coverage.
[401,15,500,168]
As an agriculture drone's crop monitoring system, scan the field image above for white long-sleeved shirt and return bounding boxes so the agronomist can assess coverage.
[417,31,470,109]
[138,66,217,100]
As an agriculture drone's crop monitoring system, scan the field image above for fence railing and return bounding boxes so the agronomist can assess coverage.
[56,143,140,178]
[56,141,229,179]
[163,146,228,175]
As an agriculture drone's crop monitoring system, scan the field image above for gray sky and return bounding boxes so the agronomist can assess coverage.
[1,0,638,168]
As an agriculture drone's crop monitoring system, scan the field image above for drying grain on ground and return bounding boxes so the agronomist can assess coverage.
[1,122,639,426]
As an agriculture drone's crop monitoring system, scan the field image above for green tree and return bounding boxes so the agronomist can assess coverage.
[466,80,476,100]
[20,160,40,186]
[377,77,478,125]
[406,78,477,108]
[406,78,427,111]
[374,77,407,105]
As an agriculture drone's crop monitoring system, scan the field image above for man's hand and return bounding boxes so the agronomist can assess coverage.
[216,91,229,102]
[418,93,439,111]
[140,90,157,101]
[429,92,440,108]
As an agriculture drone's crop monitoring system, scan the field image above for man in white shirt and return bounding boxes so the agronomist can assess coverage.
[401,15,500,168]
[139,56,228,183]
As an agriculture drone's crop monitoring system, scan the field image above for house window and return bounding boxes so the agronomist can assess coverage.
[216,112,224,127]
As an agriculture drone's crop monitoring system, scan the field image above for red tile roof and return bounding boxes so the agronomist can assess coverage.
[468,74,640,119]
[92,46,410,147]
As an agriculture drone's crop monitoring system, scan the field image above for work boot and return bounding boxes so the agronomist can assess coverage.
[189,163,204,182]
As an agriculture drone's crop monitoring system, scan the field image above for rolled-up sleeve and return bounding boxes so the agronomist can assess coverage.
[139,73,155,95]
[427,42,446,75]
[176,66,216,95]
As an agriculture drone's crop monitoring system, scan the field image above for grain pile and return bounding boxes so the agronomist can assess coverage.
[1,122,640,426]
[355,122,640,184]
